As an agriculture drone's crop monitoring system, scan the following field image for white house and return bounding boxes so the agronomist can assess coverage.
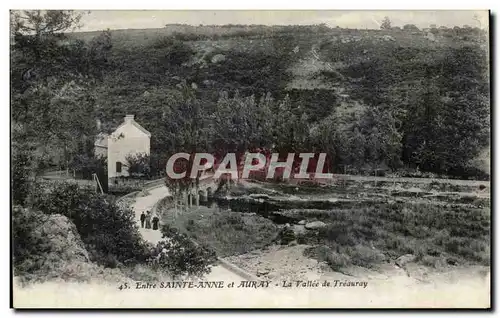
[94,114,151,181]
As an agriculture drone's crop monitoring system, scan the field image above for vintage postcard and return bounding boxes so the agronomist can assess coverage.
[11,10,491,309]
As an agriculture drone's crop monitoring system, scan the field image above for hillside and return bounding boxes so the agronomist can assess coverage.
[70,25,482,48]
[11,23,490,179]
[68,25,487,100]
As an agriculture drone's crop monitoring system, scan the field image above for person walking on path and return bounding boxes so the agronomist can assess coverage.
[140,211,146,228]
[145,211,152,229]
[152,215,159,230]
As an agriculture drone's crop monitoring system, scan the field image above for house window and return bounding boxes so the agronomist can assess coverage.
[116,161,122,173]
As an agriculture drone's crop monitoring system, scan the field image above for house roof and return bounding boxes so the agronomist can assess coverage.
[132,121,152,137]
[113,115,152,138]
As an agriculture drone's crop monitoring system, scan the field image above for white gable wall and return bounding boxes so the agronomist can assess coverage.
[107,119,150,179]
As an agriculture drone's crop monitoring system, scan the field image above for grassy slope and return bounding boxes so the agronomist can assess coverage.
[161,178,489,271]
[70,25,467,49]
[160,203,279,258]
[69,25,483,124]
[262,179,490,268]
[66,25,483,142]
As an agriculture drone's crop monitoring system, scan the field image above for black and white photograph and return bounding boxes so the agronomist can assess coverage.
[10,9,491,308]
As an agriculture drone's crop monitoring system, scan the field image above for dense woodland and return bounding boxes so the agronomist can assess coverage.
[11,11,490,197]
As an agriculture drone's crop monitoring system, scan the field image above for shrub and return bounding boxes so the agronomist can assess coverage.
[169,208,279,257]
[421,255,446,268]
[296,226,325,245]
[151,36,176,49]
[69,154,107,180]
[12,149,33,205]
[153,37,194,65]
[13,206,52,274]
[303,245,350,271]
[13,205,127,284]
[347,245,386,268]
[279,227,296,245]
[28,182,150,267]
[304,245,332,262]
[125,153,151,178]
[326,252,351,271]
[186,219,195,231]
[151,225,217,279]
[317,223,357,246]
[124,264,171,283]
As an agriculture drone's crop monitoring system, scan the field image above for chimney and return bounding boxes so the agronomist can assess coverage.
[124,114,135,123]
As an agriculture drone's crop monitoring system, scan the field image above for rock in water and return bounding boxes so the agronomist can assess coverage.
[305,221,327,230]
[298,220,306,225]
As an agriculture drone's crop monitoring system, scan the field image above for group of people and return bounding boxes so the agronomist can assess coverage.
[140,210,160,230]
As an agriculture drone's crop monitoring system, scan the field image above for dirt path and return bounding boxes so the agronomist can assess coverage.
[130,186,169,243]
[130,185,244,281]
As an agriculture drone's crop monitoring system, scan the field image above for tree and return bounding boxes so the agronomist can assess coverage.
[161,81,209,210]
[151,225,217,279]
[273,94,297,152]
[429,27,439,35]
[12,148,34,205]
[11,10,83,35]
[125,153,151,178]
[252,92,275,148]
[86,29,113,78]
[365,107,403,170]
[11,11,84,72]
[209,91,254,154]
[403,24,420,32]
[69,154,107,180]
[11,9,104,179]
[380,16,392,30]
[12,206,52,276]
[400,45,489,175]
[313,102,402,174]
[28,182,151,267]
[152,37,194,66]
[313,103,365,172]
[473,14,484,29]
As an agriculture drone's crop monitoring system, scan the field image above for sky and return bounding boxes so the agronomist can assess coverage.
[77,10,489,32]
